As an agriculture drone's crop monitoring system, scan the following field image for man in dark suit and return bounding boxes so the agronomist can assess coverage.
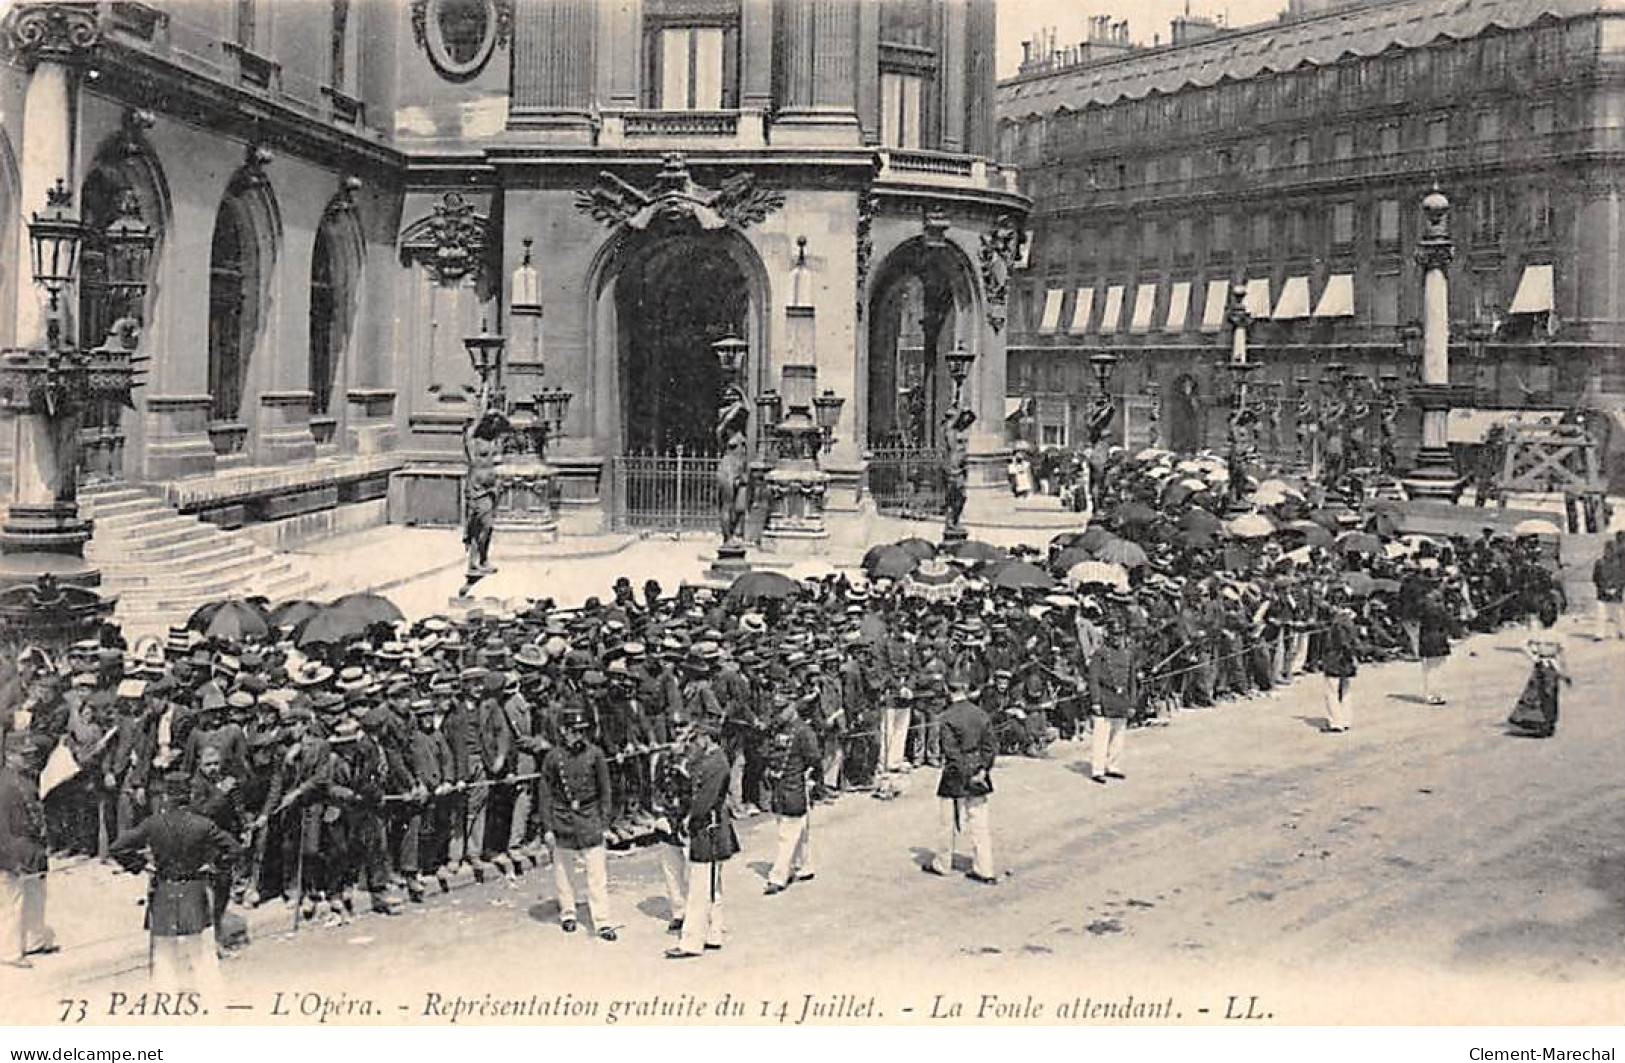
[763,694,820,895]
[927,679,997,884]
[109,771,240,996]
[1089,612,1139,784]
[1,740,54,968]
[539,707,616,941]
[666,700,737,958]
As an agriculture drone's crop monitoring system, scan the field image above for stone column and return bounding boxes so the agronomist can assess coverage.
[773,0,861,145]
[509,0,598,138]
[939,0,967,153]
[740,0,773,111]
[1404,188,1466,501]
[601,0,640,109]
[0,2,102,590]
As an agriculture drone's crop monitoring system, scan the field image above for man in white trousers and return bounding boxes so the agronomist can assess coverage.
[926,681,997,884]
[1087,616,1138,784]
[667,706,737,958]
[763,695,820,895]
[1320,603,1361,733]
[539,709,617,941]
[0,741,54,969]
[650,730,695,934]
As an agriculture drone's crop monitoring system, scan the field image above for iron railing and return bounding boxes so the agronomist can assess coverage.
[867,445,947,519]
[611,449,722,532]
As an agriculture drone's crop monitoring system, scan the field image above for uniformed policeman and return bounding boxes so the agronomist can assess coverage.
[927,678,997,884]
[1088,612,1138,784]
[539,707,617,940]
[762,694,820,895]
[665,699,737,958]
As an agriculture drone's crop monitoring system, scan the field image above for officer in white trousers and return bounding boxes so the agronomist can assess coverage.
[1088,614,1138,784]
[926,681,997,884]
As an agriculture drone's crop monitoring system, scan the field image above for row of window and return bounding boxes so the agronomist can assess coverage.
[1013,101,1562,195]
[1032,189,1557,273]
[1000,21,1594,160]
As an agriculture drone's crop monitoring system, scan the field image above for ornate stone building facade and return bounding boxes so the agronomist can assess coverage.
[1,0,1025,540]
[997,0,1625,485]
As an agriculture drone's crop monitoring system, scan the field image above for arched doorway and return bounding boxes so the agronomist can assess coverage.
[864,236,979,516]
[308,202,362,448]
[1168,373,1204,453]
[589,226,770,530]
[614,234,750,455]
[206,174,278,460]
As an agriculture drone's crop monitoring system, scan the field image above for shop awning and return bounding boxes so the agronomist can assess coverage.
[1244,277,1272,318]
[1129,282,1157,333]
[1068,287,1095,334]
[1005,397,1025,420]
[1273,276,1311,320]
[1100,284,1125,334]
[1312,273,1355,318]
[1164,281,1192,332]
[1039,288,1065,333]
[1200,279,1230,333]
[1508,264,1554,314]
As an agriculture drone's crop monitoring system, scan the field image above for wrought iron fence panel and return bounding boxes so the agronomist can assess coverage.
[611,451,723,532]
[868,445,947,519]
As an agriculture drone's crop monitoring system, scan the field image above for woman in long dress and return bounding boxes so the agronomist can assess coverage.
[1507,598,1571,738]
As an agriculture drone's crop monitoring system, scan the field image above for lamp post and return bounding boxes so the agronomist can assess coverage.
[0,179,146,650]
[941,340,979,541]
[1403,187,1467,501]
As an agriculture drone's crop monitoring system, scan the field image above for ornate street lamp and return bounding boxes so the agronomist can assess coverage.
[1085,350,1118,443]
[755,388,783,462]
[712,334,749,390]
[463,320,506,399]
[813,388,845,454]
[943,339,977,409]
[28,177,84,351]
[101,190,155,336]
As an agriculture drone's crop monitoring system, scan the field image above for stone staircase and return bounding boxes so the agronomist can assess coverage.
[80,483,325,638]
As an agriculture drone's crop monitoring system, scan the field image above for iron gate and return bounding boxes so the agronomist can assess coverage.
[867,445,947,519]
[611,450,722,531]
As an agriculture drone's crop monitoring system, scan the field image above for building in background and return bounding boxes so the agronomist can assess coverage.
[997,0,1625,485]
[1,0,1025,542]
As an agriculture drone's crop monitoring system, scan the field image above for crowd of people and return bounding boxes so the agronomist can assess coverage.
[0,443,1594,976]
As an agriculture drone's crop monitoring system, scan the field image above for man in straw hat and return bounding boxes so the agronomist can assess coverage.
[110,770,240,997]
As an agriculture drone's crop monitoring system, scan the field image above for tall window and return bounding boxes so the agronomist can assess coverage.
[1377,198,1401,246]
[1427,115,1450,149]
[236,0,256,48]
[1379,122,1401,156]
[1472,189,1502,244]
[881,72,924,148]
[1331,202,1355,247]
[1250,212,1270,252]
[1333,130,1354,161]
[1528,188,1554,241]
[309,228,339,417]
[330,0,353,91]
[209,207,249,423]
[645,1,738,110]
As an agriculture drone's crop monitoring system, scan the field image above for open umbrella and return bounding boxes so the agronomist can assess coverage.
[1396,533,1445,554]
[269,599,322,631]
[1162,479,1204,506]
[293,607,378,649]
[1181,508,1224,535]
[1365,511,1401,537]
[1111,501,1161,527]
[1051,546,1095,574]
[724,570,799,608]
[204,600,270,643]
[1066,560,1129,592]
[1372,577,1402,595]
[894,537,937,561]
[1135,447,1174,462]
[1513,518,1563,536]
[325,591,404,626]
[1176,528,1216,549]
[941,539,1007,564]
[903,558,967,602]
[1227,513,1276,539]
[1075,526,1117,552]
[863,545,920,579]
[1281,520,1334,548]
[1305,508,1345,531]
[1095,538,1149,568]
[989,560,1056,592]
[1336,531,1383,556]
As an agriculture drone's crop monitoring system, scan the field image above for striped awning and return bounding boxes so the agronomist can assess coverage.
[1273,276,1311,320]
[1069,287,1095,333]
[1200,279,1229,333]
[1243,277,1272,318]
[1312,274,1355,318]
[1100,285,1125,334]
[1039,288,1065,333]
[1508,264,1554,314]
[1129,282,1157,333]
[1164,281,1192,332]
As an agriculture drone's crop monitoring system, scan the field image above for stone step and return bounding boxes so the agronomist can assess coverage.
[83,495,169,520]
[95,542,261,584]
[80,486,151,509]
[107,557,297,602]
[92,527,248,561]
[91,509,198,535]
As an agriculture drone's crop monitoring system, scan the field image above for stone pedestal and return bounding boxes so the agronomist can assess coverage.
[1403,383,1467,501]
[490,456,560,555]
[761,463,830,555]
[257,391,317,466]
[706,541,752,584]
[141,395,216,480]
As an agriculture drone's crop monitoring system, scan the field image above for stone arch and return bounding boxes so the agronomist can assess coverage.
[77,124,172,350]
[584,224,773,456]
[0,125,18,352]
[309,196,365,423]
[864,234,982,448]
[206,168,282,437]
